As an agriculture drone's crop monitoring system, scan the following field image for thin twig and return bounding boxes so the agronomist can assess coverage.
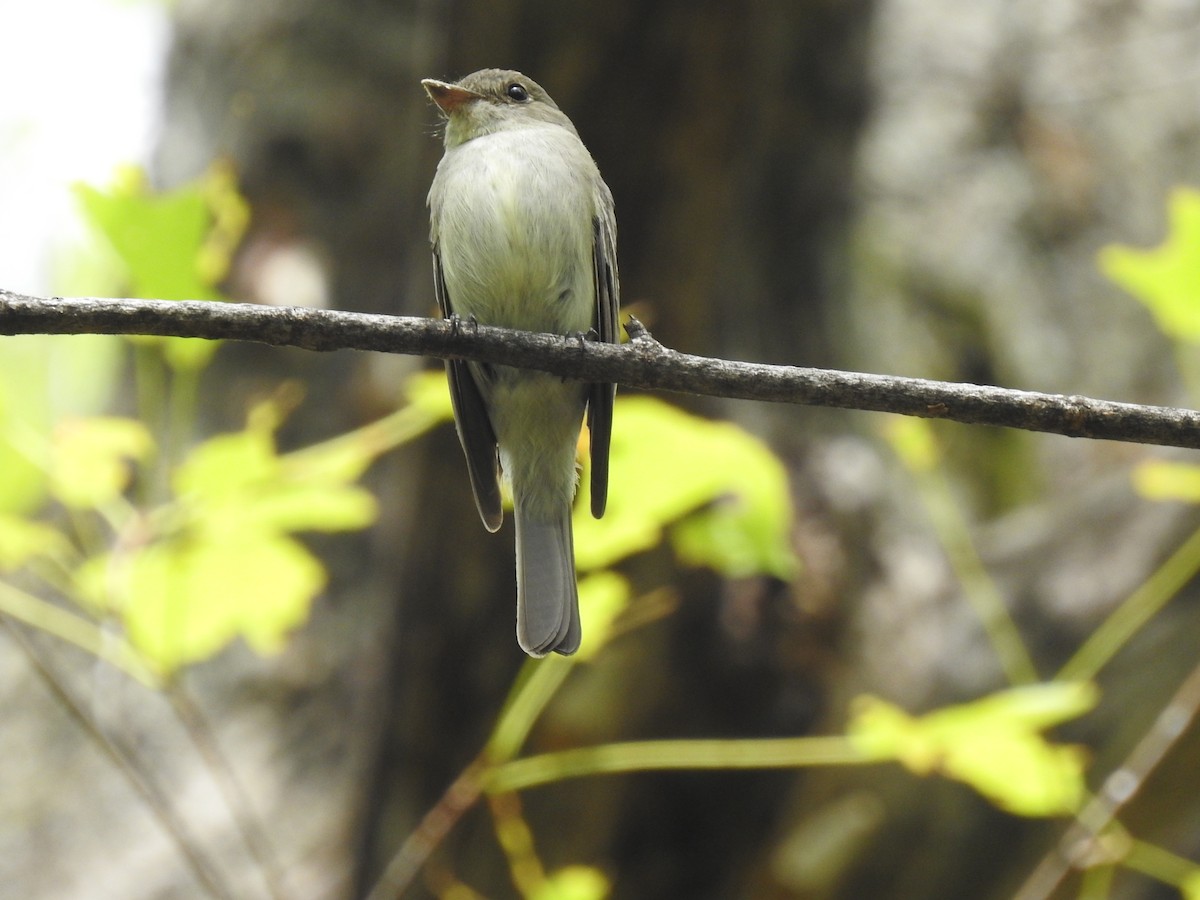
[3,289,1200,450]
[1,618,235,899]
[1014,657,1200,899]
[167,683,289,900]
[364,760,486,900]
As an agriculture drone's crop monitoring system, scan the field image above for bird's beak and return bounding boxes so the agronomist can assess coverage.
[422,79,483,114]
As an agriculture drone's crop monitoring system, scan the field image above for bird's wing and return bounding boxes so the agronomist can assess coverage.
[434,248,503,532]
[587,185,620,519]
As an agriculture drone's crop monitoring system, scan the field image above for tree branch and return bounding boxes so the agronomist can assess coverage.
[3,288,1199,450]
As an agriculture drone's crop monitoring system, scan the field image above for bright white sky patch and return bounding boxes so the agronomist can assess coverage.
[0,0,168,293]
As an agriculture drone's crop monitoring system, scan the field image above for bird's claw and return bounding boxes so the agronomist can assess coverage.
[447,313,480,337]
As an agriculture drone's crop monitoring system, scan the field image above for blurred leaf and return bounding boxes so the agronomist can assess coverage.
[0,334,125,514]
[158,336,220,370]
[68,395,378,672]
[174,427,276,498]
[74,164,221,302]
[283,370,455,485]
[0,424,47,516]
[575,571,632,662]
[0,514,71,571]
[174,407,378,537]
[405,369,455,423]
[575,397,797,579]
[196,158,251,286]
[1132,460,1200,503]
[74,163,250,370]
[531,866,610,900]
[50,417,154,509]
[230,481,377,534]
[884,417,941,473]
[77,532,323,671]
[1099,187,1200,342]
[848,682,1098,816]
[1183,869,1200,900]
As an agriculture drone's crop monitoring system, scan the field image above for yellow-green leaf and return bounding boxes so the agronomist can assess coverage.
[848,683,1098,816]
[74,163,250,371]
[405,370,455,423]
[219,483,378,534]
[1182,868,1200,900]
[0,514,71,571]
[531,866,610,900]
[174,411,378,536]
[79,532,325,672]
[174,427,277,499]
[1099,187,1200,342]
[283,373,455,485]
[74,165,221,302]
[195,159,251,287]
[575,571,632,661]
[50,417,153,509]
[1132,460,1200,503]
[0,433,46,517]
[884,417,942,473]
[574,397,797,579]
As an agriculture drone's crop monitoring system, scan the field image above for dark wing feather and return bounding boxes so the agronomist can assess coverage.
[587,187,620,519]
[434,249,503,532]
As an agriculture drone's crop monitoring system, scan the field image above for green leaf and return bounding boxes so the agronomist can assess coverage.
[49,417,154,509]
[404,370,455,424]
[73,163,250,371]
[1132,460,1200,503]
[0,514,71,571]
[1183,869,1200,900]
[1099,187,1200,342]
[0,423,47,516]
[74,165,221,302]
[159,336,221,371]
[848,683,1098,816]
[77,532,324,672]
[884,417,942,473]
[228,482,378,534]
[174,408,378,536]
[0,334,125,514]
[575,572,632,661]
[574,397,797,579]
[66,396,380,672]
[174,427,277,499]
[531,866,610,900]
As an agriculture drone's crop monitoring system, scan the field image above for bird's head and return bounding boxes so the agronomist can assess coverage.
[422,69,577,148]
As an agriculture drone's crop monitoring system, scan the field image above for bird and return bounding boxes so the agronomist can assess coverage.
[422,69,619,656]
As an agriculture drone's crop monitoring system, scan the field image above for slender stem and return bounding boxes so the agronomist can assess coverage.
[364,761,486,900]
[282,399,449,474]
[1057,522,1200,683]
[0,583,156,685]
[890,423,1039,685]
[2,618,234,898]
[1124,839,1200,891]
[167,362,201,471]
[484,735,877,795]
[1015,657,1200,899]
[167,683,289,900]
[486,656,575,763]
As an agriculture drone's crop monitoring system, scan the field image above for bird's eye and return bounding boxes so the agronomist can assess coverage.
[506,83,529,102]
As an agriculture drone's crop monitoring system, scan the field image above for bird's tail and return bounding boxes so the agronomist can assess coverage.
[514,503,580,657]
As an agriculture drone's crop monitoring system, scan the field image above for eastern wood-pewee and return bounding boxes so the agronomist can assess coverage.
[422,69,619,656]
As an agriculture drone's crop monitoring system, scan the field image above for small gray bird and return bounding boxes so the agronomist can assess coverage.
[422,69,619,656]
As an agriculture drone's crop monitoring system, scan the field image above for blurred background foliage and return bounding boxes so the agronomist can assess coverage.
[4,1,1200,899]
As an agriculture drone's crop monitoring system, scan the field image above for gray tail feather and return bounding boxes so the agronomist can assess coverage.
[514,505,580,657]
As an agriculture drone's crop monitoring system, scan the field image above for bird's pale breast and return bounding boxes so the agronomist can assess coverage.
[432,125,597,335]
